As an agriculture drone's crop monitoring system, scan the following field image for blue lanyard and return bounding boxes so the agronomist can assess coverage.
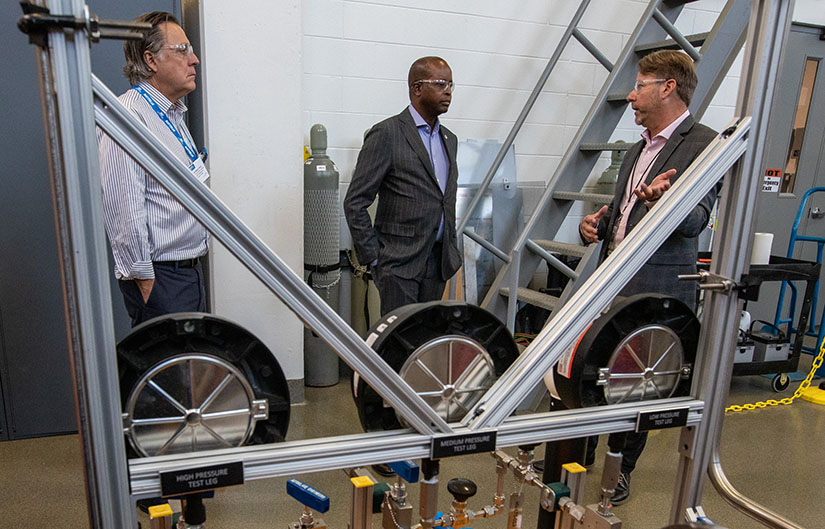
[132,85,199,162]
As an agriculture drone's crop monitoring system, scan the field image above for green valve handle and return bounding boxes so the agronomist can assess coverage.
[547,482,571,510]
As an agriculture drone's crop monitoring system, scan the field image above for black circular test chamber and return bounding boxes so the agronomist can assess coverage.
[552,294,699,409]
[118,312,290,457]
[352,301,519,432]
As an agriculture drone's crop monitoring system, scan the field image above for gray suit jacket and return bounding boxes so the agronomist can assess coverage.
[344,107,462,280]
[597,115,718,266]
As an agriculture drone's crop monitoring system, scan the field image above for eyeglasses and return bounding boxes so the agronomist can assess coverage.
[165,43,196,56]
[414,79,455,92]
[633,78,668,92]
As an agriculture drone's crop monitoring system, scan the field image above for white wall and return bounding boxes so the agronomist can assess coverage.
[795,0,825,25]
[201,1,305,396]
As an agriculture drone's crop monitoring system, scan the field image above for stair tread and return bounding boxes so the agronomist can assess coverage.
[532,239,587,258]
[635,31,709,53]
[553,191,613,204]
[580,142,632,151]
[499,287,559,311]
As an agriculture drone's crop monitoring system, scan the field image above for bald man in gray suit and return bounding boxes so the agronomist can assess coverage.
[345,57,462,315]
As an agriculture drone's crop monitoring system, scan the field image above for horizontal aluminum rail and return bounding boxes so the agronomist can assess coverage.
[92,76,451,436]
[128,397,703,496]
[466,117,751,430]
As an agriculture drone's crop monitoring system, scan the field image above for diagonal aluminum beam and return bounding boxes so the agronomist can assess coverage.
[91,76,451,436]
[466,117,751,430]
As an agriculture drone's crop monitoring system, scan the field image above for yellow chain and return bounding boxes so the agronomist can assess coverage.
[726,336,825,413]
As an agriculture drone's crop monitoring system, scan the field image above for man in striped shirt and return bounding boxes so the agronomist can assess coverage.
[98,11,209,327]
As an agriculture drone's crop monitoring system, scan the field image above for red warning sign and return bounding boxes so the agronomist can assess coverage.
[762,168,780,192]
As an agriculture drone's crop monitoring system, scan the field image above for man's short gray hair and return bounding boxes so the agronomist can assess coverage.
[123,11,179,86]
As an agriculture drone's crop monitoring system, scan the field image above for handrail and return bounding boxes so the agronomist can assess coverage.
[525,239,578,280]
[652,8,701,60]
[572,27,615,71]
[465,227,511,263]
[709,445,805,529]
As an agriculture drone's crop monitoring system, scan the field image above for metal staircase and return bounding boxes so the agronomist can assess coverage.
[456,0,751,331]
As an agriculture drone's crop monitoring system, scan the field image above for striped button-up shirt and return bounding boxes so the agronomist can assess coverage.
[98,82,209,280]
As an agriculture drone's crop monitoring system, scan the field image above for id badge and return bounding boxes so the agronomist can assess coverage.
[189,156,210,183]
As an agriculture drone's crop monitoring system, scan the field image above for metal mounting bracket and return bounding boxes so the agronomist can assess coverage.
[17,1,148,46]
[677,269,761,299]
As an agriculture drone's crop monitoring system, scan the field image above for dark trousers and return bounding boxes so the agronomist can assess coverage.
[374,242,446,316]
[585,431,647,475]
[119,260,206,327]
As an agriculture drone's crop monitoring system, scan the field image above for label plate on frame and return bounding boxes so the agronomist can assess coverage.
[636,408,689,432]
[431,431,497,459]
[160,462,244,497]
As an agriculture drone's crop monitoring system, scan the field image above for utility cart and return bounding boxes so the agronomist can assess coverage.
[698,252,821,392]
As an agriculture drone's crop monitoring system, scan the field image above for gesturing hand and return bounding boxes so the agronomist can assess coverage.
[580,205,608,243]
[634,168,677,203]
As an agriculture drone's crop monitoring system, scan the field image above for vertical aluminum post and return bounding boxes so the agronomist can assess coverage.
[35,0,135,527]
[349,476,374,529]
[669,1,795,527]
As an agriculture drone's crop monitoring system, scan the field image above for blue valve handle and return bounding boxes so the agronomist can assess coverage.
[286,479,330,513]
[388,460,420,483]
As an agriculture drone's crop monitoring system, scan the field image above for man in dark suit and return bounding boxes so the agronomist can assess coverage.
[345,56,462,316]
[579,50,718,504]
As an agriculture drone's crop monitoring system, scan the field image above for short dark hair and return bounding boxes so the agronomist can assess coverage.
[123,11,179,86]
[638,50,697,106]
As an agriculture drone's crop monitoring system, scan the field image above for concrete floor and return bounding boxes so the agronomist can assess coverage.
[2,355,824,529]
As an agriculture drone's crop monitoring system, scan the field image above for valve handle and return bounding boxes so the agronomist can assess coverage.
[447,477,477,502]
[286,479,330,513]
[388,460,420,483]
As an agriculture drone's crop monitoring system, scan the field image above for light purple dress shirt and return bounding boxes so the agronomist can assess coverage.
[409,104,449,241]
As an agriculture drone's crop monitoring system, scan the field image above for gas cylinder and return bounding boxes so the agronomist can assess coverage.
[304,124,340,387]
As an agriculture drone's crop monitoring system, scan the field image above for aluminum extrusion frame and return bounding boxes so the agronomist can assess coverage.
[26,1,802,527]
[34,0,134,527]
[670,2,804,528]
[128,397,704,497]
